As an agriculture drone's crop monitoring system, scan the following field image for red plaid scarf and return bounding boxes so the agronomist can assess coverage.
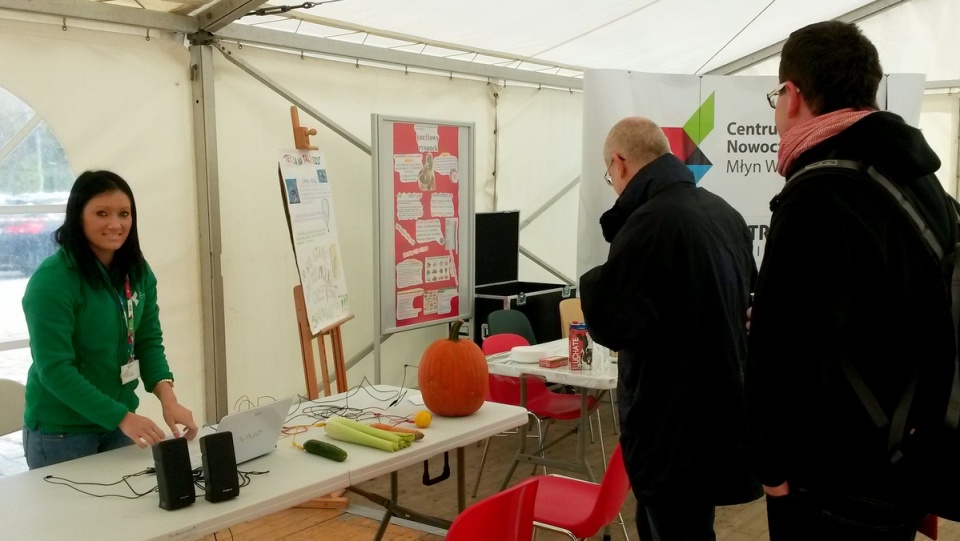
[777,108,876,177]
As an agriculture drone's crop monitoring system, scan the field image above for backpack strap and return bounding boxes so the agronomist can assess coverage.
[788,160,960,446]
[946,198,960,430]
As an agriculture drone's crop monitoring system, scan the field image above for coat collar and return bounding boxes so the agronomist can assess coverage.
[600,153,694,242]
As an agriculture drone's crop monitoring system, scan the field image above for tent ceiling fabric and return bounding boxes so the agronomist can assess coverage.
[231,0,888,74]
[71,0,958,82]
[248,0,874,74]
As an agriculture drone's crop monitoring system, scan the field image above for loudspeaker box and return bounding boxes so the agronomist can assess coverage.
[152,437,196,510]
[200,431,239,503]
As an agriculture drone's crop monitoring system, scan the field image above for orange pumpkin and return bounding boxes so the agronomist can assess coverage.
[418,320,489,417]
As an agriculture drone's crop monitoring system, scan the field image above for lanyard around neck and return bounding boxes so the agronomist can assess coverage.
[119,276,134,363]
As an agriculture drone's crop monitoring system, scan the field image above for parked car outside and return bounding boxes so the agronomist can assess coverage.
[0,192,67,277]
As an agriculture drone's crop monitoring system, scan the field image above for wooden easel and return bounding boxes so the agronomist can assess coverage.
[289,106,353,509]
[294,285,353,400]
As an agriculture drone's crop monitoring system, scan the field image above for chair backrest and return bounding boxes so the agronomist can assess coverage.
[559,298,584,338]
[0,379,26,436]
[583,444,631,534]
[481,333,529,355]
[446,479,539,541]
[487,374,551,407]
[487,309,537,345]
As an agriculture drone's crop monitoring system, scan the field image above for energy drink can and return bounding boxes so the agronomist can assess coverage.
[568,322,592,370]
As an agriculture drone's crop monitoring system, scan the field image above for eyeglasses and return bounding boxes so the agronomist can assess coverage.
[766,81,787,109]
[603,158,614,186]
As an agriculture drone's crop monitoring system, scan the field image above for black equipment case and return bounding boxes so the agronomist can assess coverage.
[473,210,574,345]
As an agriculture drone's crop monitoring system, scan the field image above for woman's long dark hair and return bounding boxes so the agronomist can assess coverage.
[54,170,144,288]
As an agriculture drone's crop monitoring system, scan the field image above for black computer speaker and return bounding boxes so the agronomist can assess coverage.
[200,431,239,503]
[152,437,196,510]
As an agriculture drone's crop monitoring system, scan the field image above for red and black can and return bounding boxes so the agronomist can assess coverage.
[568,322,591,370]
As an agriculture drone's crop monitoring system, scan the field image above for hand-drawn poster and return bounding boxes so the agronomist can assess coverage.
[391,123,461,328]
[279,150,350,334]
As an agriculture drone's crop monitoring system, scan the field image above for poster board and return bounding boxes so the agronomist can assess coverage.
[372,115,474,335]
[278,149,351,334]
[577,71,926,277]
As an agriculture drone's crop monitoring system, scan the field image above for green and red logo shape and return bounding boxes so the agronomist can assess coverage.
[661,92,714,184]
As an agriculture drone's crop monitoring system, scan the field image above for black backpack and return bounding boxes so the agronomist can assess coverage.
[788,159,960,520]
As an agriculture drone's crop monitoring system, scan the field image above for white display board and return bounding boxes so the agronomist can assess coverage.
[371,115,475,336]
[278,149,351,334]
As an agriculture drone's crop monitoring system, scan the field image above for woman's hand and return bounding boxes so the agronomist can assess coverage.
[118,412,167,448]
[153,380,200,440]
[160,400,199,441]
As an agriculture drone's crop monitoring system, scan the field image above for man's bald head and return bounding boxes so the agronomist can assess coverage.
[603,117,671,194]
[604,117,671,169]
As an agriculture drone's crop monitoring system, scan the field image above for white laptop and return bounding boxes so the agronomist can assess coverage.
[189,397,293,469]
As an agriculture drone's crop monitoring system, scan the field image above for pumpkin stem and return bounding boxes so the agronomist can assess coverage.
[448,320,464,342]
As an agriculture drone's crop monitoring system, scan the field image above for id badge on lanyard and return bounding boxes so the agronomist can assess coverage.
[119,277,140,385]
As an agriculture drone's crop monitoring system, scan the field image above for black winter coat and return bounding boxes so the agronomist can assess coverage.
[580,153,762,505]
[747,112,957,503]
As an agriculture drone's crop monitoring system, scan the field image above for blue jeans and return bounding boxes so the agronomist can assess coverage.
[765,489,923,541]
[636,500,717,541]
[22,426,133,469]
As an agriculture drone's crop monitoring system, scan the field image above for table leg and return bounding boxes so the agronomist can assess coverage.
[579,391,597,483]
[457,446,466,512]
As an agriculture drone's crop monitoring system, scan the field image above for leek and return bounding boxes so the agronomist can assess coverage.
[329,417,415,447]
[325,418,399,452]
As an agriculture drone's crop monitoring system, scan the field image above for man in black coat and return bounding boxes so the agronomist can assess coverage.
[747,21,956,540]
[580,117,761,540]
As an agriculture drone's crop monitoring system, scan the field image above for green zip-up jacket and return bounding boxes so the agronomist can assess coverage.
[22,248,173,433]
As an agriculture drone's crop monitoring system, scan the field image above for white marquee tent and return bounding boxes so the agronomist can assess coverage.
[0,0,956,422]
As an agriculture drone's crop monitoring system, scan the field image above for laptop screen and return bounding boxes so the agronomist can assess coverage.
[215,397,293,464]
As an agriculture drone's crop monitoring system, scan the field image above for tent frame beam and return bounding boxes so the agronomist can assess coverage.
[215,24,582,91]
[707,0,911,75]
[0,0,198,33]
[196,0,268,33]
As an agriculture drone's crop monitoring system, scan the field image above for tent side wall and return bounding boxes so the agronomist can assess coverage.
[0,18,204,423]
[0,14,583,418]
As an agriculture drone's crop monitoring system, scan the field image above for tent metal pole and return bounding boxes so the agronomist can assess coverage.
[519,246,575,286]
[189,40,230,423]
[214,43,372,155]
[519,176,580,231]
[0,0,197,33]
[216,24,582,92]
[706,0,910,75]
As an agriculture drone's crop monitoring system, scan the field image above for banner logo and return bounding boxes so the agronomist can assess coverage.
[662,92,714,184]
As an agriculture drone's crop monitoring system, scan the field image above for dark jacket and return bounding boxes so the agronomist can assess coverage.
[747,112,957,502]
[580,153,762,505]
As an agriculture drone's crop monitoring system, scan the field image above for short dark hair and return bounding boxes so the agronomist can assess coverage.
[54,170,144,288]
[779,21,882,114]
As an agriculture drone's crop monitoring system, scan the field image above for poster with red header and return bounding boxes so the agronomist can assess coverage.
[391,122,461,328]
[372,115,474,337]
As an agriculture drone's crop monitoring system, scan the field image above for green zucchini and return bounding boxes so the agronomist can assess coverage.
[302,439,348,462]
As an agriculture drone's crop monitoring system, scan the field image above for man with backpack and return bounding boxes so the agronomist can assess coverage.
[747,20,959,540]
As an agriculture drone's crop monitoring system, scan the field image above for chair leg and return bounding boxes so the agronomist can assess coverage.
[533,417,549,476]
[533,522,579,541]
[595,409,607,473]
[618,511,630,540]
[610,389,620,435]
[470,437,492,498]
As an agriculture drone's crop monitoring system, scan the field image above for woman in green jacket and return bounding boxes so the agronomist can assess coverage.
[21,170,198,469]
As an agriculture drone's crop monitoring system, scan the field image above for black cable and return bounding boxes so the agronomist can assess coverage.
[43,469,157,499]
[244,0,345,18]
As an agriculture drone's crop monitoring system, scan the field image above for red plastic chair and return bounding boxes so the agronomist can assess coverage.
[514,444,631,540]
[446,480,539,541]
[482,333,531,355]
[474,334,603,498]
